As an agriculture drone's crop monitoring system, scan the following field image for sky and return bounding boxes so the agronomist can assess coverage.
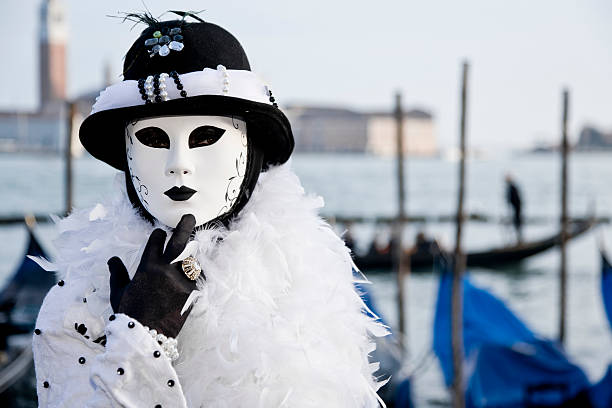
[1,0,611,152]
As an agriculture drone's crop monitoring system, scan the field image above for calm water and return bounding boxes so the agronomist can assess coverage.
[1,152,612,407]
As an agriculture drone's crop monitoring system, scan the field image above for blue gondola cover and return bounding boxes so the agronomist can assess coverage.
[433,265,593,407]
[588,364,612,408]
[601,252,612,331]
[0,228,56,329]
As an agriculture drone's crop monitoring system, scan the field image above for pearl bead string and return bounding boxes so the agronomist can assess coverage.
[217,65,230,94]
[141,76,155,104]
[136,68,283,106]
[143,325,179,361]
[137,72,188,104]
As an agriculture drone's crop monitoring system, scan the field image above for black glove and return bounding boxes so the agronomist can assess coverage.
[108,214,199,338]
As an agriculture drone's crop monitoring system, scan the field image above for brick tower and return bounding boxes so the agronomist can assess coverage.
[39,0,67,112]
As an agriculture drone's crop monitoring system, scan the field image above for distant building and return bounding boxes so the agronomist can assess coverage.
[0,0,68,153]
[285,107,368,153]
[0,112,65,152]
[39,0,67,112]
[285,106,437,156]
[575,126,612,151]
[366,110,437,156]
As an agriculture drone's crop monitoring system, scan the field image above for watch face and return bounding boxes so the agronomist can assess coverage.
[125,115,248,228]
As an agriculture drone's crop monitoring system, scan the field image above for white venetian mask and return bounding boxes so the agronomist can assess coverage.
[125,115,248,227]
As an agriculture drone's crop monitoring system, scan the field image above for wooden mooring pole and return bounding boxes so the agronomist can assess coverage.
[65,102,76,216]
[393,91,410,346]
[451,61,469,408]
[559,89,570,345]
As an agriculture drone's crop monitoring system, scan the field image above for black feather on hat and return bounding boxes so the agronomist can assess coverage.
[79,15,294,171]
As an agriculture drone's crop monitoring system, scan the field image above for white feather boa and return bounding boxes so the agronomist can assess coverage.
[48,164,387,407]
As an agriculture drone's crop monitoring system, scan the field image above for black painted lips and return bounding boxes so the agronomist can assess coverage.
[164,186,197,201]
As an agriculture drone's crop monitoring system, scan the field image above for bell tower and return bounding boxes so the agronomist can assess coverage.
[39,0,67,111]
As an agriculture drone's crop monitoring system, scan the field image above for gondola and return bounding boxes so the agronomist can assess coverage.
[354,218,594,271]
[0,220,55,397]
[433,260,612,407]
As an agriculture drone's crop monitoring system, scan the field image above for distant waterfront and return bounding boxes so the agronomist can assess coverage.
[1,152,612,406]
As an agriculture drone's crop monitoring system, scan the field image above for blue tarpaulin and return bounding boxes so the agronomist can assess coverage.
[589,364,612,408]
[433,267,536,387]
[601,252,612,331]
[432,264,595,407]
[467,340,590,407]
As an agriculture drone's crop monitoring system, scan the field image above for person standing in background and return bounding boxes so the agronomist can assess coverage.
[505,173,523,244]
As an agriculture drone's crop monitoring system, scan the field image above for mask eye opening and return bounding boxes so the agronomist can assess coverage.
[134,126,170,149]
[189,126,226,148]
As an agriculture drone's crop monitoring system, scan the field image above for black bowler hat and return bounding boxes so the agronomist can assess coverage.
[80,18,294,171]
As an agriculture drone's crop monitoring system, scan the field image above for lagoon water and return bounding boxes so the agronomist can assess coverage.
[1,152,612,406]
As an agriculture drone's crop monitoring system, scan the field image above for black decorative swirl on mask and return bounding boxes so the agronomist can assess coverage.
[126,129,134,161]
[224,152,246,207]
[224,175,241,205]
[131,175,149,206]
[241,130,247,147]
[231,115,240,130]
[217,150,247,216]
[238,150,246,170]
[125,140,148,206]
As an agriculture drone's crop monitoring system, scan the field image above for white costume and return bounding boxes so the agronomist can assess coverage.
[33,166,387,407]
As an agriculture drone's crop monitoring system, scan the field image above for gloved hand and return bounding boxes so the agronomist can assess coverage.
[108,214,199,338]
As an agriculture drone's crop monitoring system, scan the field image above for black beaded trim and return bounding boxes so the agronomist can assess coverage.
[268,89,278,108]
[169,71,188,98]
[137,78,148,104]
[153,74,162,103]
[137,71,188,106]
[137,79,152,105]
